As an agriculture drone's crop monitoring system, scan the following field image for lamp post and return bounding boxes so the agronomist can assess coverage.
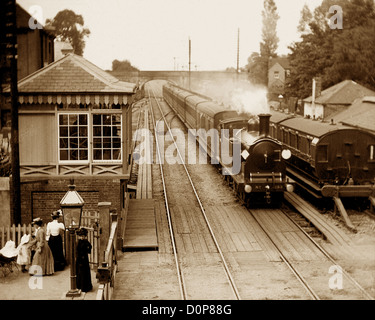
[60,183,84,298]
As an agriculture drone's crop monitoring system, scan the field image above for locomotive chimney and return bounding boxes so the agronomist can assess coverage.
[258,113,271,137]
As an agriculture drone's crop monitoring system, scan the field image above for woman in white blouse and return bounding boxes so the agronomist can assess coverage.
[46,210,66,271]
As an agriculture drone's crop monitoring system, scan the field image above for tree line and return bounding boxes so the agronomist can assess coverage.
[46,1,375,100]
[246,0,375,100]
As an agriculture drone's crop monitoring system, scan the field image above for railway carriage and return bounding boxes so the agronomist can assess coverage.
[163,83,294,206]
[268,110,375,199]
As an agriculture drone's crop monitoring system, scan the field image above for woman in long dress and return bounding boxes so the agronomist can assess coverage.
[29,218,54,276]
[46,210,66,271]
[75,227,92,292]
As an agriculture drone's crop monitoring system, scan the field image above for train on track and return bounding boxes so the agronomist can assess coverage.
[162,82,375,209]
[268,110,375,200]
[162,83,294,206]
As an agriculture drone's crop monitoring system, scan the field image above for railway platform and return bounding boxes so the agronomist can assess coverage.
[0,266,99,300]
[284,192,353,246]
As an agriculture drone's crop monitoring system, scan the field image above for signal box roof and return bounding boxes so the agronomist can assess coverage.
[5,53,137,106]
[16,53,136,94]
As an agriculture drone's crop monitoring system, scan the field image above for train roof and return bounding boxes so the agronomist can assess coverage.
[268,108,357,137]
[165,83,248,119]
[189,97,231,118]
[277,116,352,137]
[219,115,250,124]
[269,109,294,124]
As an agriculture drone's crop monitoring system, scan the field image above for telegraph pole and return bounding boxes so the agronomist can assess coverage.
[188,37,191,90]
[236,28,240,82]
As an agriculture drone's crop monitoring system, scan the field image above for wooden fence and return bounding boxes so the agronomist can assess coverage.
[96,212,118,300]
[0,211,99,269]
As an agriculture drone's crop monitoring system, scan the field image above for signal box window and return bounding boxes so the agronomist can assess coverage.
[93,114,122,161]
[59,114,88,161]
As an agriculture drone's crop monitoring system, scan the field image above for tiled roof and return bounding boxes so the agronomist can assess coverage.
[304,80,375,104]
[16,53,136,94]
[333,96,375,132]
[269,57,290,70]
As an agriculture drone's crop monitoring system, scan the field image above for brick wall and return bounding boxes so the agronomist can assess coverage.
[19,178,122,224]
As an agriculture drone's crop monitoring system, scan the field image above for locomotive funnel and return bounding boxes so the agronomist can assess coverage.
[258,113,271,137]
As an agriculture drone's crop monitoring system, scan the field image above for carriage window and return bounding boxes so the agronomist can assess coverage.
[296,133,300,150]
[59,113,88,161]
[317,145,328,162]
[283,129,288,145]
[369,145,375,161]
[289,132,296,148]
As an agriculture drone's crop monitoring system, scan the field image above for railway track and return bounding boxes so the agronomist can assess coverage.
[147,85,241,300]
[144,80,374,300]
[249,208,374,300]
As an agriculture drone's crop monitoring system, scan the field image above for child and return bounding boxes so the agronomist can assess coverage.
[17,234,32,272]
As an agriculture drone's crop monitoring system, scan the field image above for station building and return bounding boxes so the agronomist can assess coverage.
[6,53,137,223]
[303,80,375,121]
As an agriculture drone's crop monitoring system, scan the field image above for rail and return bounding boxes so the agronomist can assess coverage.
[96,212,118,300]
[283,209,374,300]
[148,88,186,299]
[148,84,241,300]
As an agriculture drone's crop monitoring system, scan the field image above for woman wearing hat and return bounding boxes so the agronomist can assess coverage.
[29,218,54,276]
[46,210,66,271]
[75,227,92,292]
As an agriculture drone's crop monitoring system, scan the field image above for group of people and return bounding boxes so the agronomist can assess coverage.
[16,210,92,292]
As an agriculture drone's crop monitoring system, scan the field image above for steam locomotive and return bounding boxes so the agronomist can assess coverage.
[162,83,294,206]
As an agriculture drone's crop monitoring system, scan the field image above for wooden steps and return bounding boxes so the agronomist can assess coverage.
[122,199,158,251]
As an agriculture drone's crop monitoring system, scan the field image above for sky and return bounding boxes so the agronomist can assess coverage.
[17,0,323,71]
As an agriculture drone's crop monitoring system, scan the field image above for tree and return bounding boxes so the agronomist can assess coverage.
[297,4,313,35]
[111,59,139,72]
[260,0,280,58]
[246,0,280,86]
[46,9,90,56]
[325,19,375,89]
[246,52,268,85]
[286,0,375,99]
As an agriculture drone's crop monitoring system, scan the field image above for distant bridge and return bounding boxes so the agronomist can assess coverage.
[109,70,249,88]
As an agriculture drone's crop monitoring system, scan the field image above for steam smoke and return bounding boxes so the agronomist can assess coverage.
[229,86,268,115]
[191,78,269,116]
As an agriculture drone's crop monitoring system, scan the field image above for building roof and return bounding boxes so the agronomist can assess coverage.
[269,57,290,70]
[332,96,375,133]
[303,80,375,105]
[16,53,136,94]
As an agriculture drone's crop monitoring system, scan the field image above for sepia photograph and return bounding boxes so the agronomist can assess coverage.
[0,0,374,312]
